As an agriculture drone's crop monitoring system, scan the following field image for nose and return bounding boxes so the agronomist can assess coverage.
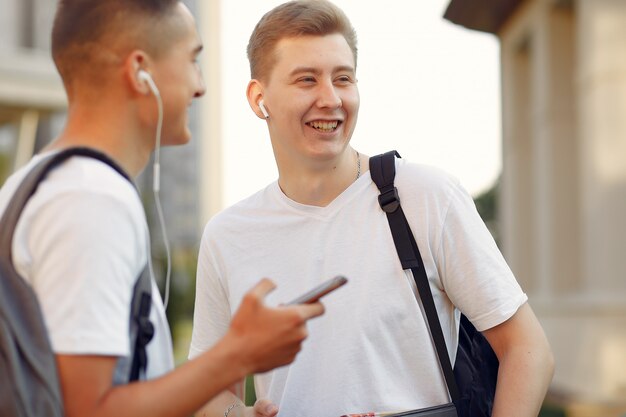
[316,80,342,109]
[194,66,206,98]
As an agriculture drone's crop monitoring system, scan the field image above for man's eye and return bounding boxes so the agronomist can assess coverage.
[298,77,316,83]
[335,76,353,84]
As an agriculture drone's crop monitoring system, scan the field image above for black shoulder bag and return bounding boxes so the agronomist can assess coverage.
[369,150,498,417]
[0,147,154,417]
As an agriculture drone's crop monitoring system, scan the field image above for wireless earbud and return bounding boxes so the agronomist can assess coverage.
[259,99,269,119]
[138,69,160,97]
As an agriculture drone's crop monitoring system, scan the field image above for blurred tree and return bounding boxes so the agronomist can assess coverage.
[0,153,10,185]
[473,176,500,247]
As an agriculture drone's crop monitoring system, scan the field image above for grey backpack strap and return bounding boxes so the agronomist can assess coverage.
[130,266,154,381]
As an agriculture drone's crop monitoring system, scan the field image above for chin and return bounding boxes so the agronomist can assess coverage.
[164,129,193,147]
[307,142,350,160]
[179,132,193,145]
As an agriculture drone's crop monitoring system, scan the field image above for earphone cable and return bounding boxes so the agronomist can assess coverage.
[154,188,172,310]
[149,84,172,311]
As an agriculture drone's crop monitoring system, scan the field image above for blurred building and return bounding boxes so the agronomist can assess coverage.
[445,0,626,415]
[0,0,65,179]
[0,0,223,255]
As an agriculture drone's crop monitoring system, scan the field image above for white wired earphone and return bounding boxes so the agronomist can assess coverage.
[138,69,172,311]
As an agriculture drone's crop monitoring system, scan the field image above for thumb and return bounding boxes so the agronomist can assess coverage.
[294,301,325,320]
[253,398,279,417]
[248,278,277,300]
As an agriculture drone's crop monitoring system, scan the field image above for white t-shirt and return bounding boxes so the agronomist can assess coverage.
[0,152,174,379]
[189,158,527,416]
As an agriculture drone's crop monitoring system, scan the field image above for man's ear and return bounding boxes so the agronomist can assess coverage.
[247,79,267,120]
[124,50,153,95]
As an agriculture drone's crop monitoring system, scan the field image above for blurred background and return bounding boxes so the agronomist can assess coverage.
[0,0,624,416]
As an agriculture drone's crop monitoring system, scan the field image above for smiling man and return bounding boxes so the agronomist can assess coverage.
[247,31,360,207]
[189,1,554,417]
[0,1,325,417]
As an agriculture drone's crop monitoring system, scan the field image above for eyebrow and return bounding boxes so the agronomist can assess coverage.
[289,65,355,76]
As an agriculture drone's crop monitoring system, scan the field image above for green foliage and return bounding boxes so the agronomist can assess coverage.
[0,152,11,185]
[474,180,498,223]
[151,246,198,365]
[161,248,198,326]
[539,403,567,417]
[245,375,256,406]
[473,177,500,246]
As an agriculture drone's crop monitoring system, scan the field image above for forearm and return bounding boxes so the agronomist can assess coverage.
[94,336,250,417]
[491,340,554,417]
[59,280,321,417]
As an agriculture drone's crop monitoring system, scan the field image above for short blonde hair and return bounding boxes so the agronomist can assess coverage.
[247,0,358,81]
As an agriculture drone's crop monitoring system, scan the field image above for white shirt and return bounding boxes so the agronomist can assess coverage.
[0,152,174,379]
[190,158,527,416]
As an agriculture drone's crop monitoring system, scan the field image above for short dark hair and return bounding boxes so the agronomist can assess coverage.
[51,0,182,87]
[247,0,358,81]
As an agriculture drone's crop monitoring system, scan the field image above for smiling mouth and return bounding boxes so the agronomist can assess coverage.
[306,120,342,133]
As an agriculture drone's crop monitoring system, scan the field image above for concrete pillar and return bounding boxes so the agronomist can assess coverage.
[14,109,39,170]
[500,0,538,293]
[197,0,223,227]
[545,2,581,295]
[501,32,536,292]
[529,2,554,297]
[577,0,626,295]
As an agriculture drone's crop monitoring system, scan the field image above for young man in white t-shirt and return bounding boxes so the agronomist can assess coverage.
[190,1,555,416]
[0,2,325,417]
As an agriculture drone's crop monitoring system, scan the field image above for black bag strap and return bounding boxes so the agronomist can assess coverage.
[129,267,154,381]
[0,146,152,382]
[370,150,460,403]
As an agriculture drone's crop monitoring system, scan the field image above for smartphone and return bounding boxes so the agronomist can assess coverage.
[286,275,348,305]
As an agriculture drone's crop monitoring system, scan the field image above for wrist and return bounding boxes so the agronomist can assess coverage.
[201,333,251,390]
[216,330,255,378]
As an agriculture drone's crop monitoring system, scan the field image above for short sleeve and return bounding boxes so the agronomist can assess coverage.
[436,180,527,331]
[18,189,145,355]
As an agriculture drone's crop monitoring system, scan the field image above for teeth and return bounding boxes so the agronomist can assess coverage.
[309,120,339,132]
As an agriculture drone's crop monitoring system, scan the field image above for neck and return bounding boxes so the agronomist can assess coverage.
[277,148,368,207]
[44,98,154,177]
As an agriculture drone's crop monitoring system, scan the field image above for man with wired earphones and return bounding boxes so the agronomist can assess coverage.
[0,1,325,417]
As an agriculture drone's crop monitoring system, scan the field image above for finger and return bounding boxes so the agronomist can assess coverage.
[254,398,279,417]
[248,278,276,299]
[296,301,325,320]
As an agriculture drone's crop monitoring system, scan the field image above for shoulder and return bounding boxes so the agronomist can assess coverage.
[11,154,147,278]
[203,182,277,235]
[45,155,138,200]
[29,155,143,221]
[1,153,141,221]
[393,157,463,205]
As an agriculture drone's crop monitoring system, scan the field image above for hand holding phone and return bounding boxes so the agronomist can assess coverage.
[286,275,348,305]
